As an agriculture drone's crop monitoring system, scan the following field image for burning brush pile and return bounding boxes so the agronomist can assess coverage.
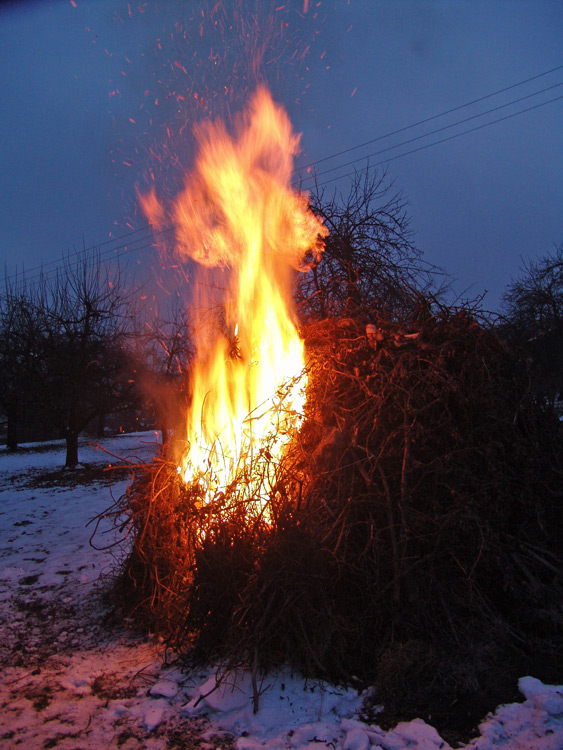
[107,90,563,725]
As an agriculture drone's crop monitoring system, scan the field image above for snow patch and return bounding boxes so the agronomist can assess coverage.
[0,432,561,749]
[149,678,181,699]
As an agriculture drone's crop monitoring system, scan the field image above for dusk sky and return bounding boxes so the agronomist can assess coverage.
[0,0,561,311]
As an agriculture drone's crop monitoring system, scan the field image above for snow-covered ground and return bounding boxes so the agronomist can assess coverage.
[0,432,561,749]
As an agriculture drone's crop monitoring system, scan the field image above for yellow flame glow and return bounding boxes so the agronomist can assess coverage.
[141,87,327,506]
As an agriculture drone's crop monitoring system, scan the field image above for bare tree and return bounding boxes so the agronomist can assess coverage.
[295,168,447,322]
[0,280,44,450]
[501,242,563,405]
[131,294,193,450]
[29,250,137,467]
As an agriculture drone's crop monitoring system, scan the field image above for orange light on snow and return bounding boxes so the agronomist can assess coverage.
[141,87,327,508]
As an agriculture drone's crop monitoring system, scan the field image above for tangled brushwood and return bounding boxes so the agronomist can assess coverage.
[106,307,563,730]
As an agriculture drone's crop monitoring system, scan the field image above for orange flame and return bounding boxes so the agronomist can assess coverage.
[141,87,327,506]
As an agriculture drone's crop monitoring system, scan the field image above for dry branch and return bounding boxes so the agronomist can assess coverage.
[104,306,563,731]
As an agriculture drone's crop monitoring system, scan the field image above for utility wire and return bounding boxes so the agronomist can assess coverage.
[311,94,563,190]
[2,66,561,290]
[0,224,153,287]
[294,63,563,174]
[1,225,175,290]
[296,81,562,185]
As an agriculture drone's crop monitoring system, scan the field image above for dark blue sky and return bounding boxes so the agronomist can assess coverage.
[0,0,561,311]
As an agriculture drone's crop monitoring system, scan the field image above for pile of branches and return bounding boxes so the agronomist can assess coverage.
[108,306,563,730]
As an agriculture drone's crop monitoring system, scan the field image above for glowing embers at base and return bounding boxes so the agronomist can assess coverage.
[141,87,327,514]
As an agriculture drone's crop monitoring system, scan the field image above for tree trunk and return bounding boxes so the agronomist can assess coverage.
[6,414,18,452]
[160,422,169,455]
[96,411,106,439]
[65,430,79,468]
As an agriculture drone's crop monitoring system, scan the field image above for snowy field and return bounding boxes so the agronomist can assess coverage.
[0,432,561,749]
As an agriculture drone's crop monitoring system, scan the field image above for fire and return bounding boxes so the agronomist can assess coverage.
[141,87,327,508]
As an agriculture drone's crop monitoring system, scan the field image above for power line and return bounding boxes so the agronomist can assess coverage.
[0,225,175,289]
[0,224,152,287]
[296,81,562,185]
[2,66,561,291]
[311,94,563,190]
[294,63,563,175]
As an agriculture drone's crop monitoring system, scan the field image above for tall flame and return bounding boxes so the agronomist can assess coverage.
[141,87,327,505]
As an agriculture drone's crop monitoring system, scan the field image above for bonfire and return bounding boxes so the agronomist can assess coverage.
[106,87,563,732]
